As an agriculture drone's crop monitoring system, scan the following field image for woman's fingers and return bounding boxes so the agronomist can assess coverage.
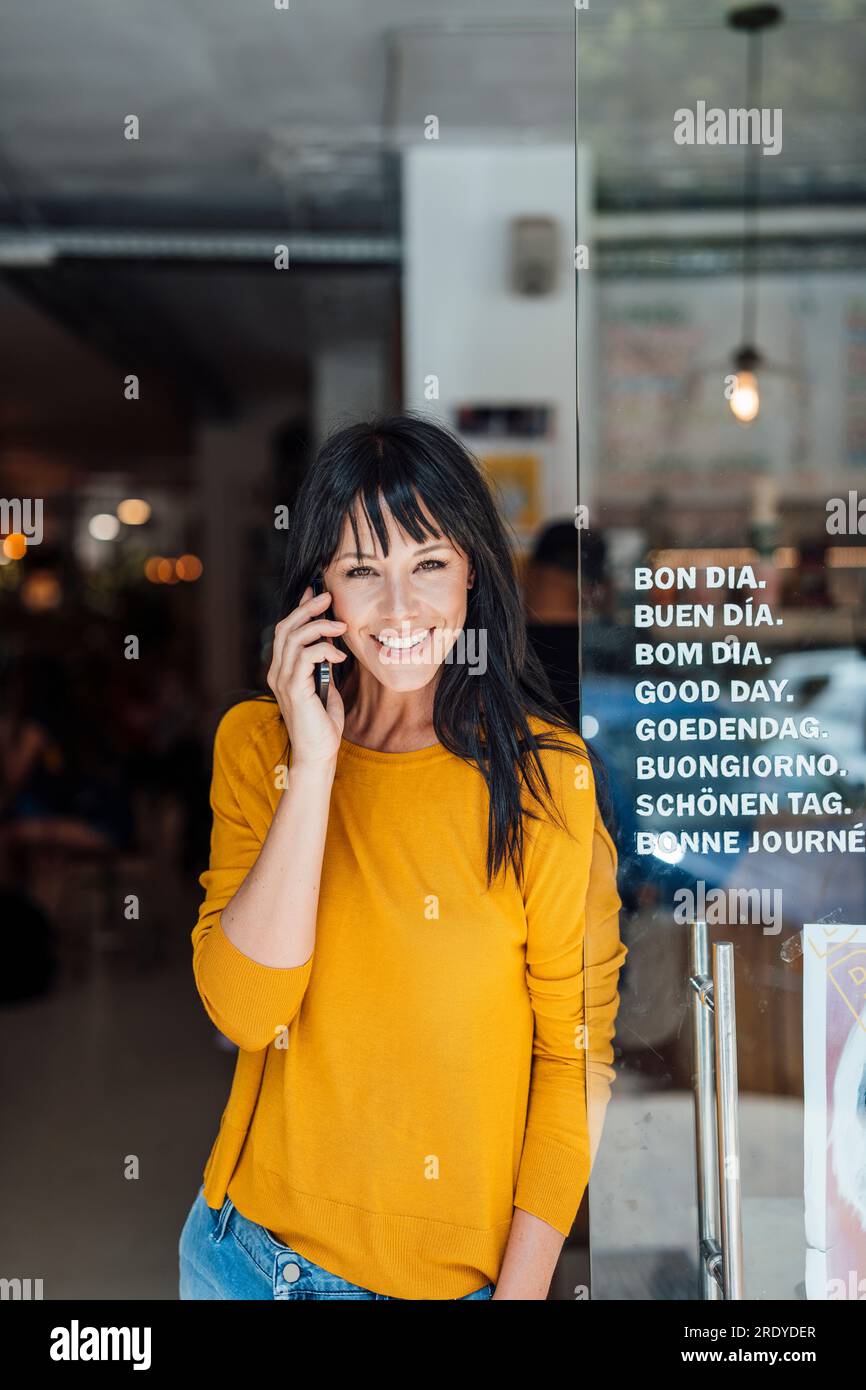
[279,588,333,635]
[289,641,347,683]
[270,596,344,676]
[269,634,347,699]
[280,620,346,677]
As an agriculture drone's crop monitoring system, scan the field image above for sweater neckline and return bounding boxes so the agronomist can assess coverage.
[338,734,452,767]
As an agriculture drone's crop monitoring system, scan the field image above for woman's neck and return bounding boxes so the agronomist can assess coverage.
[341,669,438,753]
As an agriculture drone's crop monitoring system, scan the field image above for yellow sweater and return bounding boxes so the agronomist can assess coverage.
[192,697,626,1300]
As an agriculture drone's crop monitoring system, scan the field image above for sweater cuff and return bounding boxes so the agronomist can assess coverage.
[513,1131,591,1237]
[197,914,314,1051]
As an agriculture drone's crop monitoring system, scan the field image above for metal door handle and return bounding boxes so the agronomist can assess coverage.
[689,920,745,1298]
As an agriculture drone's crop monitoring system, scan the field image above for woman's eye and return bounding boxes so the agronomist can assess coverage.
[343,559,447,578]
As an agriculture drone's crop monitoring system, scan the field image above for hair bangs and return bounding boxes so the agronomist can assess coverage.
[333,436,468,565]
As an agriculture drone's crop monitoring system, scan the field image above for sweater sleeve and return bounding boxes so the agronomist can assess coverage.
[191,702,314,1052]
[584,820,628,1170]
[513,733,625,1236]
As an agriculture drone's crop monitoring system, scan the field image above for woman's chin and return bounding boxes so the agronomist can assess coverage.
[356,657,442,693]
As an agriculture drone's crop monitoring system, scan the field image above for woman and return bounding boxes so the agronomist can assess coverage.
[179,413,626,1301]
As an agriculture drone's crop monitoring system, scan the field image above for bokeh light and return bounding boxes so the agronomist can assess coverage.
[176,554,203,581]
[88,513,121,541]
[117,498,151,525]
[2,532,27,560]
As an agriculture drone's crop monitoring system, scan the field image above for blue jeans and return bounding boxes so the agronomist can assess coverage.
[178,1185,495,1301]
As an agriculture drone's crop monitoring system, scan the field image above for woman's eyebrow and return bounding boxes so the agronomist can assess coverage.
[334,540,449,562]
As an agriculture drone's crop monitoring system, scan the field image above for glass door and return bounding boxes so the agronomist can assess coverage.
[578,1,866,1301]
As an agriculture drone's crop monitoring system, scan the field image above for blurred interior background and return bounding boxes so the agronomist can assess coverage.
[1,0,864,1300]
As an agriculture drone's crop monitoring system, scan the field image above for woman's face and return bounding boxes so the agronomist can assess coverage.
[322,498,474,694]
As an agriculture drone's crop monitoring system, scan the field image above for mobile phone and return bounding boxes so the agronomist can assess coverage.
[310,573,331,708]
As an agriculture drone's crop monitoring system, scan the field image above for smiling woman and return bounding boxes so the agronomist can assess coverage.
[179,411,627,1302]
[325,542,478,721]
[333,534,471,671]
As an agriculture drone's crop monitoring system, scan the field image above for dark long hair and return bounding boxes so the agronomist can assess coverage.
[257,411,608,888]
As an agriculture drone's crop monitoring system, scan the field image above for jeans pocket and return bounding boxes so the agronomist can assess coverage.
[261,1225,299,1256]
[207,1191,235,1244]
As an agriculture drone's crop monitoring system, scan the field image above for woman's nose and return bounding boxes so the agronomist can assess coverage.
[378,572,417,619]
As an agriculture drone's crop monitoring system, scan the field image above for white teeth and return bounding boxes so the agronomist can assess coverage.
[377,629,429,649]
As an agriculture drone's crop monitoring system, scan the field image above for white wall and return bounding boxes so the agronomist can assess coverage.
[402,144,590,524]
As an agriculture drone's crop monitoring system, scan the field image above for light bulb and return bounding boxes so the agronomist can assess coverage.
[729,370,760,423]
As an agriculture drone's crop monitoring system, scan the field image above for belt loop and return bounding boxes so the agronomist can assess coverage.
[210,1192,235,1245]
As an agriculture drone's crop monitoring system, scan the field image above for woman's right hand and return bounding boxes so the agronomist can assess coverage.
[267,586,349,767]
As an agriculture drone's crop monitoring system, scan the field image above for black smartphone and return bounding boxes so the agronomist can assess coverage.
[310,573,331,708]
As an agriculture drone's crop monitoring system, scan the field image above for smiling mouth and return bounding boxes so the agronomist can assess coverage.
[371,628,432,659]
